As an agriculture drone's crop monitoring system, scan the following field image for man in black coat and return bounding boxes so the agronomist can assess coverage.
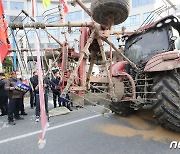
[29,71,37,108]
[50,71,61,108]
[0,72,8,116]
[31,73,49,122]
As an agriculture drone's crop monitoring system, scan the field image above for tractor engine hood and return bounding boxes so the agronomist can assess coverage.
[144,50,180,72]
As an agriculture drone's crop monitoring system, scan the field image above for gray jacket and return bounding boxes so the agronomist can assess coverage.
[7,77,24,99]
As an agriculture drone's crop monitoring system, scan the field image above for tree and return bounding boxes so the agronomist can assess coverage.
[2,57,13,73]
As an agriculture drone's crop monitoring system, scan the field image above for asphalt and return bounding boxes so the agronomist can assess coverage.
[0,97,179,154]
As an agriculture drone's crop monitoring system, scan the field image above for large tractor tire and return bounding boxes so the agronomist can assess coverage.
[91,0,130,26]
[109,101,135,117]
[151,70,180,132]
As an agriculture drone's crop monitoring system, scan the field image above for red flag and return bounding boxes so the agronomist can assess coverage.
[60,0,68,23]
[60,0,68,14]
[31,0,35,17]
[60,10,65,24]
[0,0,11,63]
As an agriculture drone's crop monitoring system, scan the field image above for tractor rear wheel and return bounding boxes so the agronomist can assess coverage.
[109,101,135,117]
[151,70,180,132]
[91,0,130,26]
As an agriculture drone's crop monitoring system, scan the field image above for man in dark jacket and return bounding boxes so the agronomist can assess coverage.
[7,72,24,125]
[31,73,49,122]
[50,71,61,108]
[0,72,8,116]
[29,71,37,108]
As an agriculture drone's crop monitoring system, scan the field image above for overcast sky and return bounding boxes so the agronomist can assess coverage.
[170,0,180,5]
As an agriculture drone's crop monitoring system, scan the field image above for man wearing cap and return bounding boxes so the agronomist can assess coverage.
[7,71,24,125]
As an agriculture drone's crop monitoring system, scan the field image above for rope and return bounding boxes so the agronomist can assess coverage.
[23,28,36,75]
[43,19,63,77]
[10,28,36,92]
[10,29,27,76]
[33,28,46,75]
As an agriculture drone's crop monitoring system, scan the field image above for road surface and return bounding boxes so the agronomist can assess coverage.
[0,99,179,154]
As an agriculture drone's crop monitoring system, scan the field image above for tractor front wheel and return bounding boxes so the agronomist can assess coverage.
[151,70,180,132]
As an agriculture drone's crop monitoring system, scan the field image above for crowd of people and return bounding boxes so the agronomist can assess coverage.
[0,70,72,125]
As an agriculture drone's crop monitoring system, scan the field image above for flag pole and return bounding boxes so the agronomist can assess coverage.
[0,0,11,71]
[0,54,2,72]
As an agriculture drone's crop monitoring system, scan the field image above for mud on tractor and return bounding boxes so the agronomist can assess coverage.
[8,0,179,132]
[89,0,180,132]
[109,15,180,132]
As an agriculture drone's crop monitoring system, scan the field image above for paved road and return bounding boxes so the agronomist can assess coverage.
[0,99,179,154]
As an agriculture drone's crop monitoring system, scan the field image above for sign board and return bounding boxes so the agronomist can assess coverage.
[14,81,30,94]
[58,94,69,103]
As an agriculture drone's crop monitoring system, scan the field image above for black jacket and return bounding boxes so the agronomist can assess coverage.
[30,75,38,93]
[50,77,61,93]
[30,75,50,94]
[0,79,6,96]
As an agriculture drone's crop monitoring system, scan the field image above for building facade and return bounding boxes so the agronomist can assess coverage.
[2,0,180,74]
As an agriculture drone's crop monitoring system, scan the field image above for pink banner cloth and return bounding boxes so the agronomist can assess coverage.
[36,33,48,146]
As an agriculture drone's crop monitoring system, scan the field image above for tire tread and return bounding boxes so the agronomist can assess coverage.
[151,70,180,132]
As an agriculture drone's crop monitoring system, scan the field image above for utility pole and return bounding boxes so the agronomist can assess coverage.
[12,30,17,71]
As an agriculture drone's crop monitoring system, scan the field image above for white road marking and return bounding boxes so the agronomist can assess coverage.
[0,122,9,130]
[0,114,101,145]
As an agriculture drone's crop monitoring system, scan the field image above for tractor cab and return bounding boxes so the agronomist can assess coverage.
[123,15,180,66]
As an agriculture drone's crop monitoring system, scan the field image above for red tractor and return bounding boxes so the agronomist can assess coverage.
[9,0,179,132]
[110,15,180,132]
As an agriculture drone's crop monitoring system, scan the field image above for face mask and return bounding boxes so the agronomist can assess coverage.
[17,75,22,79]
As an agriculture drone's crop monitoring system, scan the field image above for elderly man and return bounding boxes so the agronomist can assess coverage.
[7,72,24,125]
